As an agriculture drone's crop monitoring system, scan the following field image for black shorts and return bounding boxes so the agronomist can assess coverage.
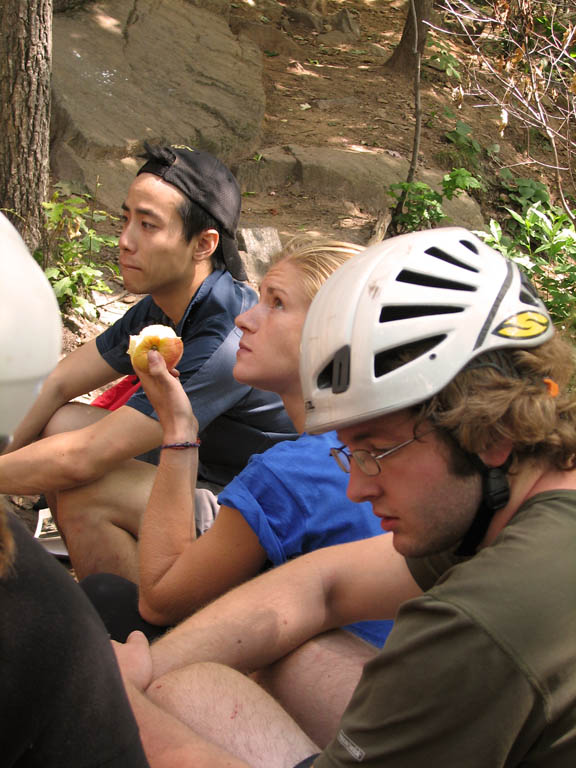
[293,755,320,768]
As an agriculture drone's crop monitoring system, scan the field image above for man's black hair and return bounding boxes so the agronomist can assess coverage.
[138,143,226,270]
[178,197,225,271]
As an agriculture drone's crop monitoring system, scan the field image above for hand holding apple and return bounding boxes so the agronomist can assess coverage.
[128,326,197,440]
[128,324,184,373]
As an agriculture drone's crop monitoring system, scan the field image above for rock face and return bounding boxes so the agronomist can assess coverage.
[51,0,265,210]
[234,145,485,231]
[50,0,484,232]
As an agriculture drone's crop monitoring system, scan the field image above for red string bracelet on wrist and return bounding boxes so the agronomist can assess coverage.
[161,440,201,450]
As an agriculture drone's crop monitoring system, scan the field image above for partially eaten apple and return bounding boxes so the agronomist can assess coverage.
[128,324,184,373]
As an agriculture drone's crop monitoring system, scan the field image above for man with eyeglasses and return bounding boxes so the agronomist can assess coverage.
[115,228,576,768]
[330,431,435,476]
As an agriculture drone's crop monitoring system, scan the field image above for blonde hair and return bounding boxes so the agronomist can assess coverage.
[415,334,576,470]
[273,238,364,302]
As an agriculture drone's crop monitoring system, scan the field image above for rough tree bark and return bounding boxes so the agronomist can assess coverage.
[0,0,52,251]
[383,0,433,75]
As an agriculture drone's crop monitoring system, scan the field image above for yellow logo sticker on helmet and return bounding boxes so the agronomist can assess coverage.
[493,311,550,339]
[171,144,195,153]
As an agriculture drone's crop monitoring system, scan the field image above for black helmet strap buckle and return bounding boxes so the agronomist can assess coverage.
[455,454,512,557]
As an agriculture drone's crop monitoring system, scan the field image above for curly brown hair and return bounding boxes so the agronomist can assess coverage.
[412,333,576,470]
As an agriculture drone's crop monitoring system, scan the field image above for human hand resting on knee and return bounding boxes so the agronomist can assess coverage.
[134,350,199,443]
[113,630,153,692]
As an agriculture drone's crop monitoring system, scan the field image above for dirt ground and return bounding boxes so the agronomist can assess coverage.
[230,0,544,241]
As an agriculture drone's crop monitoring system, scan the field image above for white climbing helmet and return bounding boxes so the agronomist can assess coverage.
[0,213,61,439]
[301,226,553,434]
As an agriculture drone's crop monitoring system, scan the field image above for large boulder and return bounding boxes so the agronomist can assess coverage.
[51,0,265,210]
[234,145,485,231]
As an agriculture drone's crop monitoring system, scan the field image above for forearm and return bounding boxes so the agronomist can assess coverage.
[149,535,421,682]
[138,446,200,614]
[0,432,104,494]
[0,405,161,495]
[150,550,333,681]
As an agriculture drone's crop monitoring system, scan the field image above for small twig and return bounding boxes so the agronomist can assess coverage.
[390,0,423,233]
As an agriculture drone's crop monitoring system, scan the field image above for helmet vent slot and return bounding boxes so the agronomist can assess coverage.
[374,335,446,379]
[459,238,480,255]
[397,269,477,292]
[317,345,350,393]
[425,246,479,272]
[519,273,540,306]
[519,289,538,307]
[379,305,463,323]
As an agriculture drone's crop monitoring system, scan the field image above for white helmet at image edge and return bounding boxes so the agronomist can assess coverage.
[0,213,61,437]
[301,226,554,434]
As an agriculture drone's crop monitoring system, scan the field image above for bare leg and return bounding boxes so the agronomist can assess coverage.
[42,401,110,437]
[147,662,319,768]
[254,629,377,748]
[55,458,156,581]
[125,682,254,768]
[41,403,111,518]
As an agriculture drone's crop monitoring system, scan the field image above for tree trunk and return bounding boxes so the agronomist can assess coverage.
[383,0,433,75]
[0,0,52,252]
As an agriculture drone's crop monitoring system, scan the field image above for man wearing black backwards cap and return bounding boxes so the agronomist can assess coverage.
[0,143,296,581]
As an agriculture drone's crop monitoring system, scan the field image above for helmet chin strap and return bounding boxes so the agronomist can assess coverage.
[455,454,513,557]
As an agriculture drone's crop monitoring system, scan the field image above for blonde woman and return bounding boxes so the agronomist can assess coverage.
[84,240,392,746]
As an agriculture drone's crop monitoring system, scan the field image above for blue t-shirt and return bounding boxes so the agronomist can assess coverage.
[219,432,394,647]
[96,270,297,484]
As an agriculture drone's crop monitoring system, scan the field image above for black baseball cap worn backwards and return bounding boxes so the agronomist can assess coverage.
[137,143,247,280]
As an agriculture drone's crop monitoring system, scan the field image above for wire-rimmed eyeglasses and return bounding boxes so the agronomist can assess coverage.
[330,431,433,476]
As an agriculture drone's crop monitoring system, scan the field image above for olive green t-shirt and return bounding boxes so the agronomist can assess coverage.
[315,491,576,767]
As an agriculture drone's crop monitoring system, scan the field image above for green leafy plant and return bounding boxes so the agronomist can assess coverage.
[427,40,461,81]
[388,168,484,234]
[388,181,446,232]
[441,167,484,199]
[477,175,576,333]
[36,183,119,318]
[444,121,482,168]
[498,171,550,208]
[486,143,500,161]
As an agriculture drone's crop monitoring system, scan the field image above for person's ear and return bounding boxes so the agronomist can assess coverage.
[478,438,513,468]
[194,229,219,262]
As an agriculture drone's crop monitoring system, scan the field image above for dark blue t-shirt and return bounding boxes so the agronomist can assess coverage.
[96,270,297,484]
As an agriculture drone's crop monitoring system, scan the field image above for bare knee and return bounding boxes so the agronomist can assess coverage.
[42,402,108,439]
[148,663,238,715]
[56,484,115,539]
[257,630,376,693]
[255,630,377,749]
[57,474,144,537]
[56,480,143,580]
